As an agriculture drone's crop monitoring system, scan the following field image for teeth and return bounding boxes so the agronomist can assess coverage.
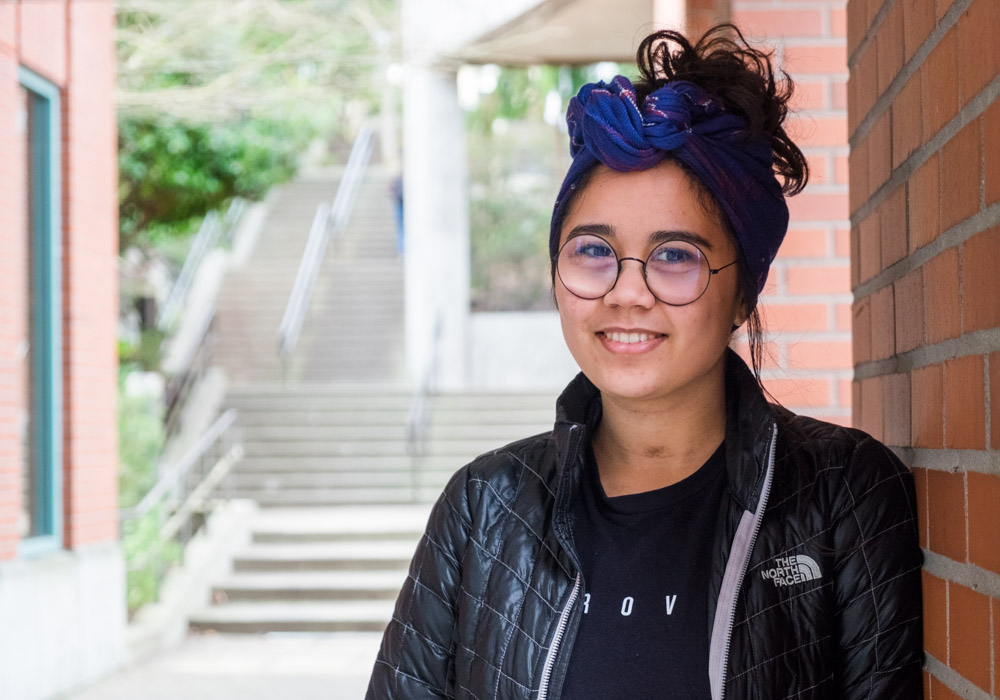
[609,332,652,344]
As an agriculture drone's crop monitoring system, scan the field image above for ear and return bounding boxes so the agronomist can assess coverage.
[733,305,748,329]
[731,288,749,329]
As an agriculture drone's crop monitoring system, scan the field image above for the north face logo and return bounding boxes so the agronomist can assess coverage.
[761,555,823,587]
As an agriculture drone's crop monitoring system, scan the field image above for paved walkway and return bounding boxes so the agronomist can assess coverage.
[69,631,382,699]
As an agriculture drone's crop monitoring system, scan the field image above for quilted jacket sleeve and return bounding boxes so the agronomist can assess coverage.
[366,465,477,699]
[830,436,923,698]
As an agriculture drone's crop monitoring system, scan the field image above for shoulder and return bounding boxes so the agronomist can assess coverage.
[442,430,560,514]
[770,407,914,514]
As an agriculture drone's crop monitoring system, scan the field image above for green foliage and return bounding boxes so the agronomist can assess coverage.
[117,373,175,615]
[469,191,553,311]
[122,506,181,616]
[468,119,564,311]
[118,115,308,251]
[117,328,166,373]
[114,0,399,252]
[117,375,165,510]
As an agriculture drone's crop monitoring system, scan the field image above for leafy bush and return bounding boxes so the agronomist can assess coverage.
[117,374,165,510]
[117,372,173,615]
[119,115,310,252]
[122,506,181,616]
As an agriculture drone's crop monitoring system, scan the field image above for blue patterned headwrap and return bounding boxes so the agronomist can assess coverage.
[550,75,788,295]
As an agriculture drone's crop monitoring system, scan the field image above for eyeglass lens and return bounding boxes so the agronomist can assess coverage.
[556,234,711,305]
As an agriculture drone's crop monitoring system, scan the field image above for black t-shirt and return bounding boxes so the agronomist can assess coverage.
[561,440,727,699]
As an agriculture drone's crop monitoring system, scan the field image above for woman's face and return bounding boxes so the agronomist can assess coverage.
[555,160,744,405]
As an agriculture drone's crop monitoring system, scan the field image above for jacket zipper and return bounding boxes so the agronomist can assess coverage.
[537,571,581,700]
[715,423,778,700]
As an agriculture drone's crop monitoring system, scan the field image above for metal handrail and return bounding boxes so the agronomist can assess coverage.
[120,408,241,524]
[158,198,245,332]
[118,408,243,592]
[406,312,444,501]
[276,123,375,365]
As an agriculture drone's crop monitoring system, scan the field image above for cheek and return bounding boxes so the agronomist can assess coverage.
[555,286,586,332]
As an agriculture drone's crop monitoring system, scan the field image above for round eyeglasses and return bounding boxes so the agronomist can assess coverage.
[554,234,738,306]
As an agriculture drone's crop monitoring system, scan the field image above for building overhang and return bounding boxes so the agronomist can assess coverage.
[451,0,655,66]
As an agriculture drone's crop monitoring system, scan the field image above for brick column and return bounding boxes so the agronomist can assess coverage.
[62,0,119,548]
[847,0,1000,697]
[0,3,22,561]
[733,0,853,423]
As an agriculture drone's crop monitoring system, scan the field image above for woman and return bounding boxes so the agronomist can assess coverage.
[368,24,922,699]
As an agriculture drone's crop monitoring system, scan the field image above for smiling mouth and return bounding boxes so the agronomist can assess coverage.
[599,331,666,344]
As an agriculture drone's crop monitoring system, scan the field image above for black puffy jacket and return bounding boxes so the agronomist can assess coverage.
[367,350,923,699]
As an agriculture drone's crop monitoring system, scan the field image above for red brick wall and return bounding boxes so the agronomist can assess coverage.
[848,0,1000,696]
[0,0,118,560]
[0,3,23,561]
[731,0,853,423]
[62,0,119,549]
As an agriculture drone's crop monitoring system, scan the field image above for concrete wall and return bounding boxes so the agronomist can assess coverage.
[847,0,1000,697]
[0,1,124,696]
[468,311,579,391]
[0,543,125,699]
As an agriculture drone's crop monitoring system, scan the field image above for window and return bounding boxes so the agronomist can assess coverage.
[17,66,63,556]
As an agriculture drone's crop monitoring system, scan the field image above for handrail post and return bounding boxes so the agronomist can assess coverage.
[406,312,444,502]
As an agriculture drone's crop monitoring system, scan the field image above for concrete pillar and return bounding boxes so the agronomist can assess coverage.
[401,4,470,389]
[653,0,687,31]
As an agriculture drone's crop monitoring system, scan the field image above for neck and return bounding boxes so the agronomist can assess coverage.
[592,359,727,497]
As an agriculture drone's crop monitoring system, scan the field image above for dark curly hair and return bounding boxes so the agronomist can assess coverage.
[633,23,810,383]
[634,23,808,196]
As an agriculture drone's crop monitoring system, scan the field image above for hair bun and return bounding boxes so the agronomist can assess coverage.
[635,23,809,196]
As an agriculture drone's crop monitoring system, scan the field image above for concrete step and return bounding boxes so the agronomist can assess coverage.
[240,439,512,457]
[231,470,454,490]
[213,570,407,602]
[236,424,548,441]
[232,487,445,506]
[226,394,555,411]
[189,600,395,633]
[232,408,552,427]
[236,455,462,472]
[232,540,418,572]
[248,504,430,535]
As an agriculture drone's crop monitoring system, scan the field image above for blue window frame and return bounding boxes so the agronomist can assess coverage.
[17,66,63,557]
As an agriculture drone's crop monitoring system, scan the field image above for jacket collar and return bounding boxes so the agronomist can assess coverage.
[552,348,775,512]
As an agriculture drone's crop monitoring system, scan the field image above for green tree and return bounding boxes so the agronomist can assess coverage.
[116,0,397,253]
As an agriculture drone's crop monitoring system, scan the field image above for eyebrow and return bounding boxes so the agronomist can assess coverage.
[566,223,715,251]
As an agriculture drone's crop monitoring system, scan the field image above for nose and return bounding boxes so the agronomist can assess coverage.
[603,257,656,308]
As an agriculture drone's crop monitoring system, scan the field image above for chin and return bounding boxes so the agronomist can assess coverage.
[587,365,673,402]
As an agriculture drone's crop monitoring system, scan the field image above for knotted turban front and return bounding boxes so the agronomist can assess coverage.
[550,75,789,295]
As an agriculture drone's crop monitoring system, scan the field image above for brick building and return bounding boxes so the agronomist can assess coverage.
[0,1,124,698]
[848,0,1000,696]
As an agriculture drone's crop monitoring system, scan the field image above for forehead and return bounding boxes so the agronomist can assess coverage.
[560,161,731,252]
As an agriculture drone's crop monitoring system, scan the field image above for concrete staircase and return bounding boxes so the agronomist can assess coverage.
[213,165,405,384]
[188,390,554,633]
[190,161,559,634]
[189,506,424,634]
[226,385,555,505]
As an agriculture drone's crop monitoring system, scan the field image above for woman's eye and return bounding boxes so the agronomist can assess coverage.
[576,243,614,258]
[653,246,696,264]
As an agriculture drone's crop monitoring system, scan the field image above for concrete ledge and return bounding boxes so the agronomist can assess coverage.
[0,542,125,700]
[125,499,258,666]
